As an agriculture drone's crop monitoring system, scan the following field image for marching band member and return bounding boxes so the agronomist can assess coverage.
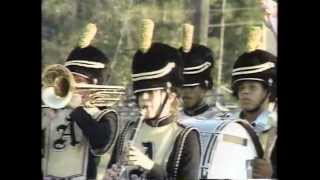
[178,24,220,120]
[178,24,262,179]
[231,49,277,178]
[103,19,201,180]
[42,23,120,180]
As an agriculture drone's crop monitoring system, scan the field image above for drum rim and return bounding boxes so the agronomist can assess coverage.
[200,120,233,178]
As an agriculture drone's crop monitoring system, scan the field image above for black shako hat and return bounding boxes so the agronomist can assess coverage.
[179,43,214,89]
[231,49,277,101]
[64,23,110,85]
[131,42,183,94]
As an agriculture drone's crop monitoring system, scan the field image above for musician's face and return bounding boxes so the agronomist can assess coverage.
[238,81,269,111]
[181,86,206,109]
[137,90,174,119]
[73,74,92,96]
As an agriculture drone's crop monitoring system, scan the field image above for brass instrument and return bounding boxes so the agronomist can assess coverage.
[118,108,147,180]
[42,64,125,109]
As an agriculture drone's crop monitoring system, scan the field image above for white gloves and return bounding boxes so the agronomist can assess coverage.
[83,106,100,117]
[68,93,100,117]
[126,144,154,171]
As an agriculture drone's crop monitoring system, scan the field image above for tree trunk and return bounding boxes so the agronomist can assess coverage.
[192,0,210,45]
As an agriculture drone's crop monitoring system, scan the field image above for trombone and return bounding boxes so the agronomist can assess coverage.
[42,64,125,109]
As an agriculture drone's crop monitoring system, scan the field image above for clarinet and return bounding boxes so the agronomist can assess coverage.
[118,108,147,180]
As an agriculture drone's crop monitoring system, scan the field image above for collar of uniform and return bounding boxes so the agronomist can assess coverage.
[145,114,174,127]
[252,110,275,133]
[235,110,273,134]
[183,103,210,116]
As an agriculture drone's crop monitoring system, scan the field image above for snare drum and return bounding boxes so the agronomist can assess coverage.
[180,113,263,179]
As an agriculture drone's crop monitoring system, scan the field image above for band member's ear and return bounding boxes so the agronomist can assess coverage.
[168,92,177,103]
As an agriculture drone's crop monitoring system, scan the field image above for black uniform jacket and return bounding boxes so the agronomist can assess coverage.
[70,106,119,179]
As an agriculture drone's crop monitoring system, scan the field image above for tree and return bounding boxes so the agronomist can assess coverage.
[42,0,265,100]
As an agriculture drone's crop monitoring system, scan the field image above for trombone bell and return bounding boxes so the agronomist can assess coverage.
[42,86,73,109]
[42,64,125,109]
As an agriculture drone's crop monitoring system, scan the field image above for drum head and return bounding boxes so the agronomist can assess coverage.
[206,120,257,179]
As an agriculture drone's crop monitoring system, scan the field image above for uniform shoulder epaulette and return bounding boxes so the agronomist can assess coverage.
[90,108,120,156]
[96,108,119,121]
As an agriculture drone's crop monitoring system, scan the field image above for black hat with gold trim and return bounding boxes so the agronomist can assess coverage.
[231,49,277,101]
[131,19,183,94]
[64,23,110,85]
[179,24,214,89]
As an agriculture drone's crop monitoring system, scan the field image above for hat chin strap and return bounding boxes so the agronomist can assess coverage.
[144,89,170,126]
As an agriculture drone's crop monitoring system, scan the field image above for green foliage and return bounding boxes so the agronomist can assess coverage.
[206,0,262,94]
[42,0,266,98]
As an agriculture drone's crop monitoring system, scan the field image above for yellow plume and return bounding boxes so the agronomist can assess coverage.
[139,19,154,53]
[78,23,97,48]
[247,26,263,51]
[182,23,194,53]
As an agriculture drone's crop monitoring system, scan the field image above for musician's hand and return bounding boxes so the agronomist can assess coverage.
[69,91,95,109]
[252,158,273,178]
[68,93,83,109]
[83,106,100,117]
[103,164,121,180]
[127,144,154,171]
